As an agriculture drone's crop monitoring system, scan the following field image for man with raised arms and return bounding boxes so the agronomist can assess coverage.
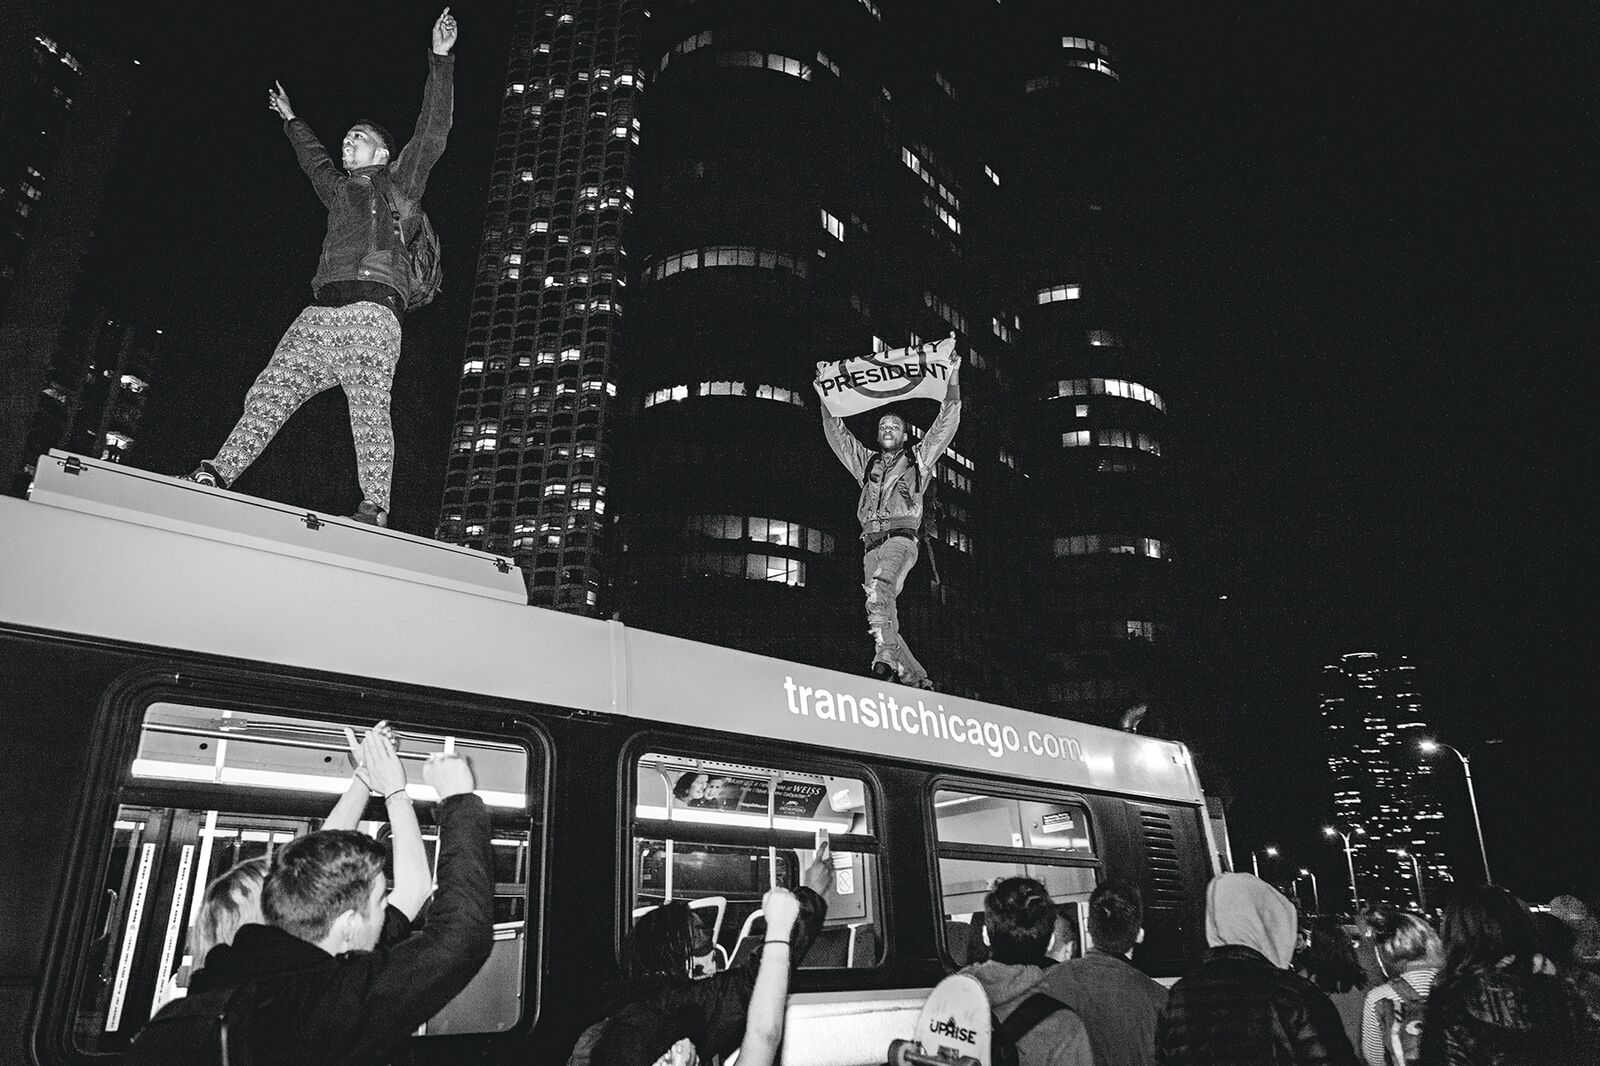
[181,9,458,527]
[820,355,961,689]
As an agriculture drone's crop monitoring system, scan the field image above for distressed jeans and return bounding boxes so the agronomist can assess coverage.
[863,534,927,686]
[208,301,402,511]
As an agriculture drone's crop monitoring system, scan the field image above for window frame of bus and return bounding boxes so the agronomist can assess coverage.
[43,666,549,1061]
[622,733,887,972]
[926,776,1101,968]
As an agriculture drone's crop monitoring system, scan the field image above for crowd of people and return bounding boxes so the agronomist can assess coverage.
[129,737,1598,1066]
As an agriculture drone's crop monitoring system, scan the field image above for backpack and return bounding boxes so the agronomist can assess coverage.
[125,981,255,1066]
[1375,976,1426,1066]
[375,171,443,311]
[991,992,1069,1066]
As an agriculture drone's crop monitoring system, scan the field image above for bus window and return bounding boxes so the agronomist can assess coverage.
[932,787,1099,967]
[71,702,542,1054]
[631,753,882,970]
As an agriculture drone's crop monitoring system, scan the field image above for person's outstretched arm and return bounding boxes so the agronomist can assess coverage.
[915,351,962,479]
[820,404,870,483]
[389,8,457,200]
[736,887,802,1066]
[269,81,342,207]
[356,728,432,920]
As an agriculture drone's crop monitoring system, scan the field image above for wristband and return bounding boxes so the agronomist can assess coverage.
[383,788,410,802]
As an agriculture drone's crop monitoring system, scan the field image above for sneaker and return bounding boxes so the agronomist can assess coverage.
[870,661,895,681]
[180,460,226,489]
[352,501,388,527]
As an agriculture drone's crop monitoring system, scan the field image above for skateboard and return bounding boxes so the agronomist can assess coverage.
[887,973,992,1066]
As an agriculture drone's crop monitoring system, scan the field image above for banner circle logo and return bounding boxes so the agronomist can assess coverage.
[856,347,930,400]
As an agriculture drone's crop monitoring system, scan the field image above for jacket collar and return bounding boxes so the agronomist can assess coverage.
[1205,944,1275,967]
[189,923,332,992]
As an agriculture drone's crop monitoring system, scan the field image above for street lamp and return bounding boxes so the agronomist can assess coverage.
[1323,824,1366,913]
[1395,849,1427,912]
[1297,868,1321,914]
[1251,845,1279,877]
[1420,739,1492,884]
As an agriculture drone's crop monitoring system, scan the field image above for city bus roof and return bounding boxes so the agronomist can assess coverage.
[0,452,1206,804]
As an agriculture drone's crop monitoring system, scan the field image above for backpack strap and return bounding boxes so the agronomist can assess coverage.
[997,992,1067,1047]
[1390,976,1423,1003]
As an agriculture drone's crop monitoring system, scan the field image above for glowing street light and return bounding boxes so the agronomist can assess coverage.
[1251,845,1279,878]
[1297,868,1321,914]
[1323,824,1366,912]
[1420,739,1492,884]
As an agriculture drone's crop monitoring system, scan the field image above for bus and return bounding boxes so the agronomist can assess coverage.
[1,451,1220,1065]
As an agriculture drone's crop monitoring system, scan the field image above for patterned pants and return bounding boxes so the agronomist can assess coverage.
[209,302,402,511]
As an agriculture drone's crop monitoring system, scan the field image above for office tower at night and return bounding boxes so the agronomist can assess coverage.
[0,33,83,311]
[440,2,1179,725]
[434,1,645,613]
[1321,651,1454,910]
[14,307,159,492]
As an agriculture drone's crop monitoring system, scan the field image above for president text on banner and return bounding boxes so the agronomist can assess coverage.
[813,335,958,417]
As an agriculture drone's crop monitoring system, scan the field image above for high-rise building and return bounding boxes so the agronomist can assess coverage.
[15,305,159,492]
[439,2,1179,726]
[0,33,83,311]
[1321,651,1454,910]
[434,1,646,614]
[0,24,137,496]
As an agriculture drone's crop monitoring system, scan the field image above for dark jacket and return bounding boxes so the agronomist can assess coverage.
[285,51,454,302]
[822,378,961,539]
[1045,949,1169,1066]
[1155,945,1360,1066]
[1417,965,1599,1066]
[136,793,493,1066]
[587,887,828,1066]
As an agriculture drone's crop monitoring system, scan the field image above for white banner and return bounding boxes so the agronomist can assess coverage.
[814,335,958,417]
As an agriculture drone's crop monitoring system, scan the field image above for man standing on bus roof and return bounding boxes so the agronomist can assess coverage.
[180,8,458,527]
[821,350,961,690]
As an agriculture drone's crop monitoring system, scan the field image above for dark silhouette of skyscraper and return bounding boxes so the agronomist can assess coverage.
[439,2,1184,726]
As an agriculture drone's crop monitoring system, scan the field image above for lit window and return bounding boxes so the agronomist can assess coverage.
[820,209,844,242]
[1036,284,1081,304]
[462,358,485,375]
[816,51,841,77]
[858,0,882,19]
[1062,430,1090,448]
[1075,404,1089,418]
[934,71,957,99]
[1086,329,1120,347]
[985,164,1001,187]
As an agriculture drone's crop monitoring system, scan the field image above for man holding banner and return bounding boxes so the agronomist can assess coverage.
[817,335,962,689]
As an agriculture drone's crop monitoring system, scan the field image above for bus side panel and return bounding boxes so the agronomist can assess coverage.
[1,632,147,1065]
[527,714,632,1064]
[1086,796,1209,977]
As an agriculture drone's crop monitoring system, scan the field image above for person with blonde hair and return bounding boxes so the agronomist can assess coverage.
[1360,907,1443,1066]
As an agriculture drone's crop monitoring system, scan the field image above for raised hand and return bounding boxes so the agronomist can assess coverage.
[761,887,801,941]
[360,727,408,798]
[267,80,295,121]
[431,7,458,55]
[802,839,835,897]
[423,751,475,799]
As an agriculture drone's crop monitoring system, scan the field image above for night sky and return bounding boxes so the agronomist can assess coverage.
[28,2,1596,901]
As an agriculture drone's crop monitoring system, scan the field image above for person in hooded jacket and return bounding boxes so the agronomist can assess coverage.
[958,877,1094,1066]
[1418,885,1597,1066]
[1154,873,1359,1066]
